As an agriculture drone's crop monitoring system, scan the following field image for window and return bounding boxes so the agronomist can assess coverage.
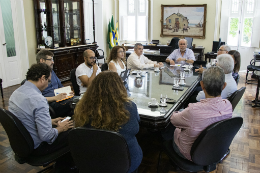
[119,0,148,42]
[227,0,257,47]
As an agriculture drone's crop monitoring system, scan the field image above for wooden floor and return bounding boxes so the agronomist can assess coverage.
[0,73,259,173]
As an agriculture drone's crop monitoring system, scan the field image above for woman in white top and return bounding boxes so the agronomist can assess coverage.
[108,46,126,75]
[108,46,131,96]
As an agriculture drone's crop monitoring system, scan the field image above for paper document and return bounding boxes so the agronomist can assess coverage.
[54,86,73,102]
[170,64,182,67]
[54,86,72,96]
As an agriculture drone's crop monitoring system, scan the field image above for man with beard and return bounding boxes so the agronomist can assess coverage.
[36,50,74,118]
[165,39,195,65]
[76,49,101,94]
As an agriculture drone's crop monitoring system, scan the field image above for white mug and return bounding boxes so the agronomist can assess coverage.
[151,98,157,105]
[180,79,185,85]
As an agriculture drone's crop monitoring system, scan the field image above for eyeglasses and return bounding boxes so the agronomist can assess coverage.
[179,43,186,45]
[89,56,96,60]
[117,51,125,54]
[46,58,54,62]
[217,49,226,52]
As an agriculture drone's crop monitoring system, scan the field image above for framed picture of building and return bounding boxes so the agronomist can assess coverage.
[161,4,207,39]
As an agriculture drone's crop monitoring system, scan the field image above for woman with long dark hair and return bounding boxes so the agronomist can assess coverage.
[74,71,142,173]
[228,50,241,82]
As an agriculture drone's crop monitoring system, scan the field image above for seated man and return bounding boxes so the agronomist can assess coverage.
[165,39,195,65]
[36,50,73,118]
[127,43,164,70]
[170,66,233,161]
[9,63,74,156]
[217,45,231,56]
[196,54,237,101]
[76,49,101,94]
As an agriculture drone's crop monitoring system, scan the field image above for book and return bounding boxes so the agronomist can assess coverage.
[54,86,73,102]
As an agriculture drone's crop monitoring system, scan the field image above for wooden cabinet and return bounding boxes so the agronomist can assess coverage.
[34,0,99,82]
[33,0,85,48]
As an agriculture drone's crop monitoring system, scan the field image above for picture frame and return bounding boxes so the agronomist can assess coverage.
[161,4,207,39]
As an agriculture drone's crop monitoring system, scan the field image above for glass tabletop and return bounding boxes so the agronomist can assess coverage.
[128,65,199,120]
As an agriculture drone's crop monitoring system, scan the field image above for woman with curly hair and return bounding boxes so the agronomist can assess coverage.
[74,71,142,173]
[108,46,127,75]
[228,50,241,83]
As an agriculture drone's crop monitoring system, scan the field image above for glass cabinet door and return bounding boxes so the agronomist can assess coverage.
[51,0,60,44]
[64,0,81,44]
[39,0,47,45]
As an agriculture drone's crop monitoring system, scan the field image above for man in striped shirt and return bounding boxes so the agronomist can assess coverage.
[170,66,233,161]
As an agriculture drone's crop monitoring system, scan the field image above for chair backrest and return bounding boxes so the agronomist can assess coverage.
[228,87,246,111]
[101,63,108,71]
[168,37,180,51]
[0,108,34,158]
[69,127,130,173]
[185,37,193,49]
[70,68,80,96]
[191,117,243,166]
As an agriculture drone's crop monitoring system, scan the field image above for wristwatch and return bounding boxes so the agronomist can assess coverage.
[185,59,187,62]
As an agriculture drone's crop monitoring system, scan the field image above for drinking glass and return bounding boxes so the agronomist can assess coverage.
[173,78,179,86]
[161,94,167,104]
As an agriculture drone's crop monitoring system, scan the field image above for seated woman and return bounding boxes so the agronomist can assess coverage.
[228,50,241,83]
[108,46,131,95]
[108,46,126,75]
[73,71,142,173]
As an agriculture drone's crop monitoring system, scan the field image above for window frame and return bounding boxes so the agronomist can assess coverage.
[227,0,256,47]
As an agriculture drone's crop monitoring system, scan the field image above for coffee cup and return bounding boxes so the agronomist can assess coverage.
[151,98,157,105]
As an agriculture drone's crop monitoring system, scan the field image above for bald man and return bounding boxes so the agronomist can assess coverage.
[166,39,195,65]
[217,45,231,56]
[76,49,101,94]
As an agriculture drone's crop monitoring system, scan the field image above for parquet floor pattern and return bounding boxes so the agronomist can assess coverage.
[0,73,259,173]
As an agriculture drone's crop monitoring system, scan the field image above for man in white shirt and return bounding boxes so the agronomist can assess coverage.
[165,39,195,65]
[127,43,164,70]
[196,54,237,101]
[217,45,231,56]
[76,49,101,94]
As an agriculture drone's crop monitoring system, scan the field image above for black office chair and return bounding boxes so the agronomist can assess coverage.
[0,78,3,100]
[69,127,130,173]
[185,37,193,49]
[168,37,180,52]
[96,49,104,60]
[0,108,70,173]
[101,63,108,71]
[159,117,243,173]
[70,69,80,96]
[246,59,259,84]
[227,87,246,111]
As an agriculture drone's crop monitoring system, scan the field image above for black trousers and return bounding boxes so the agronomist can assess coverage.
[49,99,74,118]
[32,130,70,156]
